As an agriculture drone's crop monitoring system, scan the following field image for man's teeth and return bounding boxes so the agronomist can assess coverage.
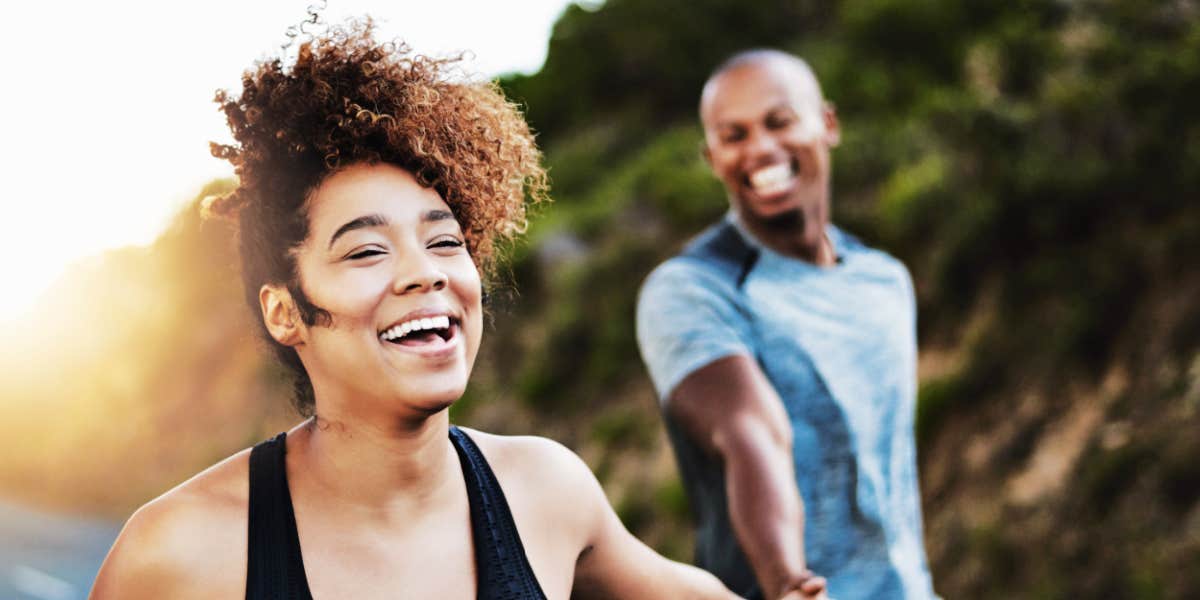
[748,163,795,194]
[379,315,452,341]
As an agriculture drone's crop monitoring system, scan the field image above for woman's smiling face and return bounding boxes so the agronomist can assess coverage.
[281,162,483,418]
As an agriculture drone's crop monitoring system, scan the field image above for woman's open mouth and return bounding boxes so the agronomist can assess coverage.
[378,315,459,352]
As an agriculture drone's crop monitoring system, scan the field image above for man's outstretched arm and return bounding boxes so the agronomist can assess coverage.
[668,354,826,600]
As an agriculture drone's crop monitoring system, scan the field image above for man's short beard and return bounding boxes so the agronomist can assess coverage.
[760,208,805,232]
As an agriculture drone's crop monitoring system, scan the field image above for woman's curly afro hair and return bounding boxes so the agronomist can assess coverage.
[205,18,548,415]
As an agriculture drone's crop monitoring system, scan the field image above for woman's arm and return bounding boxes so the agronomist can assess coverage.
[530,441,736,599]
[90,456,248,599]
[92,501,235,599]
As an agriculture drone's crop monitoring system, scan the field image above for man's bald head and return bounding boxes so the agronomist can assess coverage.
[696,48,839,256]
[700,49,825,123]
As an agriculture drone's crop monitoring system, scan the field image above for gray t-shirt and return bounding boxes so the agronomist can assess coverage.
[636,215,937,600]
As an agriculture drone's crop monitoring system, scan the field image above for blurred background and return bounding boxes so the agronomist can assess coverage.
[1,0,1198,598]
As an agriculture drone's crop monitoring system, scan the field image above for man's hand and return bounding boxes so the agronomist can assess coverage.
[778,570,828,600]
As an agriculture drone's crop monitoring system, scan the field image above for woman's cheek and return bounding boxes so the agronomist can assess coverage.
[330,266,393,312]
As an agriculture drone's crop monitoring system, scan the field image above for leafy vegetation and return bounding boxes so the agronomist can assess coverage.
[1,1,1197,597]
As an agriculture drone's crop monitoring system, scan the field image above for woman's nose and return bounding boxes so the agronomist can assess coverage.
[392,253,448,294]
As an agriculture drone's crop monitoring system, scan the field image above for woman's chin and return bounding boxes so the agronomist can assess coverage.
[398,384,466,416]
[413,395,458,416]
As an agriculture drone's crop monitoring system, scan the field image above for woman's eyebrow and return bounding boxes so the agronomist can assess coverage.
[423,209,455,223]
[328,214,389,249]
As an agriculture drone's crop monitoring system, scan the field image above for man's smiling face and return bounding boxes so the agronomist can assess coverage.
[701,56,839,235]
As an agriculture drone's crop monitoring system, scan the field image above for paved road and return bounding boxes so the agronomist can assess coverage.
[0,500,120,600]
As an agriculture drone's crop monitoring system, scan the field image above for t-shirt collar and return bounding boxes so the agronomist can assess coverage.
[725,210,845,264]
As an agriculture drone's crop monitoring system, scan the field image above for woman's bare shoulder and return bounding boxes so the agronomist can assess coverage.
[456,427,607,530]
[457,428,595,487]
[90,447,254,599]
[456,427,611,595]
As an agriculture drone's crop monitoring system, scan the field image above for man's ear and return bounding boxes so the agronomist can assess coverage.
[823,101,841,148]
[700,141,714,168]
[260,284,303,347]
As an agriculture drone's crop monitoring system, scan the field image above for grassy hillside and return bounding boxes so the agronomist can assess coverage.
[1,1,1197,597]
[503,1,1200,596]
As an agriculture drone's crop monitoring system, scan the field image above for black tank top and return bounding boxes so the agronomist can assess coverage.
[245,426,548,599]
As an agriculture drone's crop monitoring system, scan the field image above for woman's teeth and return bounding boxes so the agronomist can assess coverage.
[748,163,796,196]
[379,315,452,342]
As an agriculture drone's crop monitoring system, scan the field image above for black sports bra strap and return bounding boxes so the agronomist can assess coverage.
[246,433,313,600]
[449,426,547,600]
[246,429,544,599]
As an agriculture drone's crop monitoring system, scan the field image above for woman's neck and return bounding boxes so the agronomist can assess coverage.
[285,405,461,520]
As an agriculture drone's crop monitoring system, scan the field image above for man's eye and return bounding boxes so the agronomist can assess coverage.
[767,116,794,129]
[347,248,385,260]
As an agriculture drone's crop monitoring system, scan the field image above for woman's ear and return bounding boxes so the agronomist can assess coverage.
[260,284,303,346]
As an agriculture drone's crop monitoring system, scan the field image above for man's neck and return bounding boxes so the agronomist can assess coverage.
[735,211,838,266]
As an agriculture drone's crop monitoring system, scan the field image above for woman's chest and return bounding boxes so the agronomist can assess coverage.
[295,500,574,599]
[299,510,480,599]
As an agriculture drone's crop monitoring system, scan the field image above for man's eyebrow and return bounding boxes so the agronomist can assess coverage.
[423,209,456,223]
[328,214,388,249]
[715,101,793,125]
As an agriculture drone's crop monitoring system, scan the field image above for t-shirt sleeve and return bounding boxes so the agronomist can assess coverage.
[636,261,755,406]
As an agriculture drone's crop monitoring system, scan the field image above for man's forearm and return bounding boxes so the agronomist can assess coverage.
[721,424,809,600]
[664,355,819,598]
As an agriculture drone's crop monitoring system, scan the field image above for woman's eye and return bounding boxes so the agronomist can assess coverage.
[430,238,465,249]
[347,248,386,260]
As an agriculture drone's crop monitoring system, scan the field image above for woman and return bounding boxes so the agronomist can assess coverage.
[89,19,747,600]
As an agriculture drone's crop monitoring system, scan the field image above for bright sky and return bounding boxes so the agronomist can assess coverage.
[0,0,582,320]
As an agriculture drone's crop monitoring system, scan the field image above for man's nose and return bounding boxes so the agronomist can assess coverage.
[744,128,784,160]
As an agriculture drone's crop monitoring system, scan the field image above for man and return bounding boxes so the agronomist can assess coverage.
[636,50,938,600]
